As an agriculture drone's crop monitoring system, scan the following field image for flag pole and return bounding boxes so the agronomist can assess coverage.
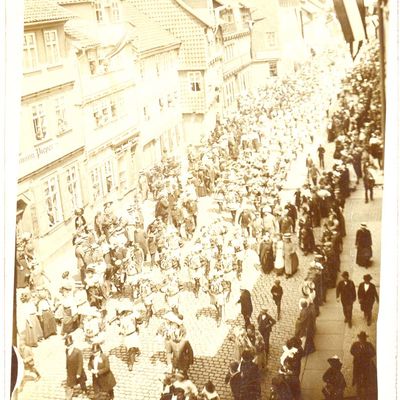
[377,0,386,154]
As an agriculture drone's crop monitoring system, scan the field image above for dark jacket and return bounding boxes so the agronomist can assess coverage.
[350,340,376,386]
[225,370,241,400]
[88,353,116,392]
[238,290,253,316]
[322,366,346,397]
[357,282,379,311]
[336,279,356,305]
[66,348,87,388]
[257,312,276,337]
[355,228,372,248]
[239,360,261,400]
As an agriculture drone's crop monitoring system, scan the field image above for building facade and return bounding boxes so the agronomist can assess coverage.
[60,0,140,216]
[130,0,225,146]
[122,2,184,170]
[218,1,253,113]
[246,0,283,81]
[17,0,85,263]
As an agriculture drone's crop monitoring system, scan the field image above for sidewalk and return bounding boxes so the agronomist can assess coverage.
[300,147,382,399]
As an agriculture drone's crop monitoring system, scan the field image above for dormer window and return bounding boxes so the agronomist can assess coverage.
[94,0,104,22]
[111,1,120,22]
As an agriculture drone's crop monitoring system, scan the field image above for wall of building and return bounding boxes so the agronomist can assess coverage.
[137,48,184,169]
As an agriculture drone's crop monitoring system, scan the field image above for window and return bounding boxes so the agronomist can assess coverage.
[90,167,103,201]
[32,104,47,141]
[55,96,68,134]
[111,1,120,22]
[92,96,122,128]
[43,176,62,227]
[159,98,164,112]
[95,0,104,22]
[101,100,110,125]
[188,72,201,92]
[266,32,276,48]
[269,61,278,77]
[23,33,38,72]
[119,170,127,192]
[143,106,150,121]
[110,98,117,119]
[65,165,82,210]
[44,30,60,65]
[104,160,114,193]
[93,103,102,128]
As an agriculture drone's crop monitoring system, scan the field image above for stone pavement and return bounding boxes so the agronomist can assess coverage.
[17,132,384,400]
[300,142,382,400]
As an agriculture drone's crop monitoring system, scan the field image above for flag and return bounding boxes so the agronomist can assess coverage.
[333,0,368,60]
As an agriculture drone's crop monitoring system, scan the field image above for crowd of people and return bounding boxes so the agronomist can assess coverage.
[14,40,382,400]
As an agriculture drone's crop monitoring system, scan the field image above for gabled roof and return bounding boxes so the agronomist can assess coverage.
[24,0,74,24]
[174,0,214,27]
[64,18,137,50]
[128,0,212,68]
[123,2,181,55]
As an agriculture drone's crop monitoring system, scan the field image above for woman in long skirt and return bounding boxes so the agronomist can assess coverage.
[283,234,299,277]
[274,235,285,276]
[259,235,274,274]
[19,293,43,347]
[36,291,57,339]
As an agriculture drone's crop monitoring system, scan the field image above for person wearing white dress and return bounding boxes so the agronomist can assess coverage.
[274,234,285,276]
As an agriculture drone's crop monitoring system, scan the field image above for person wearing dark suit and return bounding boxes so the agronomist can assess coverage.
[355,223,372,267]
[336,271,356,328]
[350,331,377,399]
[225,361,241,400]
[257,307,276,359]
[237,288,253,329]
[65,335,87,400]
[357,274,379,326]
[239,350,261,400]
[88,344,116,400]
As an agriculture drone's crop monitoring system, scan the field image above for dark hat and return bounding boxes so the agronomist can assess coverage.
[363,274,373,281]
[91,343,102,353]
[341,271,349,278]
[65,335,73,346]
[358,331,368,339]
[327,355,342,367]
[229,361,239,371]
[241,349,254,362]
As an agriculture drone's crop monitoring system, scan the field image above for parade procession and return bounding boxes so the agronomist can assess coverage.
[11,0,389,399]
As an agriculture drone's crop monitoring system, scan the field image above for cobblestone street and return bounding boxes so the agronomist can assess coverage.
[18,135,382,400]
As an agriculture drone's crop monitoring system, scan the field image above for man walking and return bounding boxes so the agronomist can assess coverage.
[237,287,253,328]
[362,163,375,203]
[355,223,373,268]
[336,271,356,327]
[271,280,283,320]
[350,331,377,399]
[257,307,276,360]
[65,335,87,400]
[317,144,326,169]
[357,274,379,326]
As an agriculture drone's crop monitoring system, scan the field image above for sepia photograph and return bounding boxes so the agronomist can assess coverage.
[4,0,398,399]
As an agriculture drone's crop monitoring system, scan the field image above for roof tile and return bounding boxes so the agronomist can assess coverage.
[128,0,209,68]
[24,0,74,24]
[122,2,181,54]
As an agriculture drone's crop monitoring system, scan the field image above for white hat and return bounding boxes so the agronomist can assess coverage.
[163,311,183,325]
